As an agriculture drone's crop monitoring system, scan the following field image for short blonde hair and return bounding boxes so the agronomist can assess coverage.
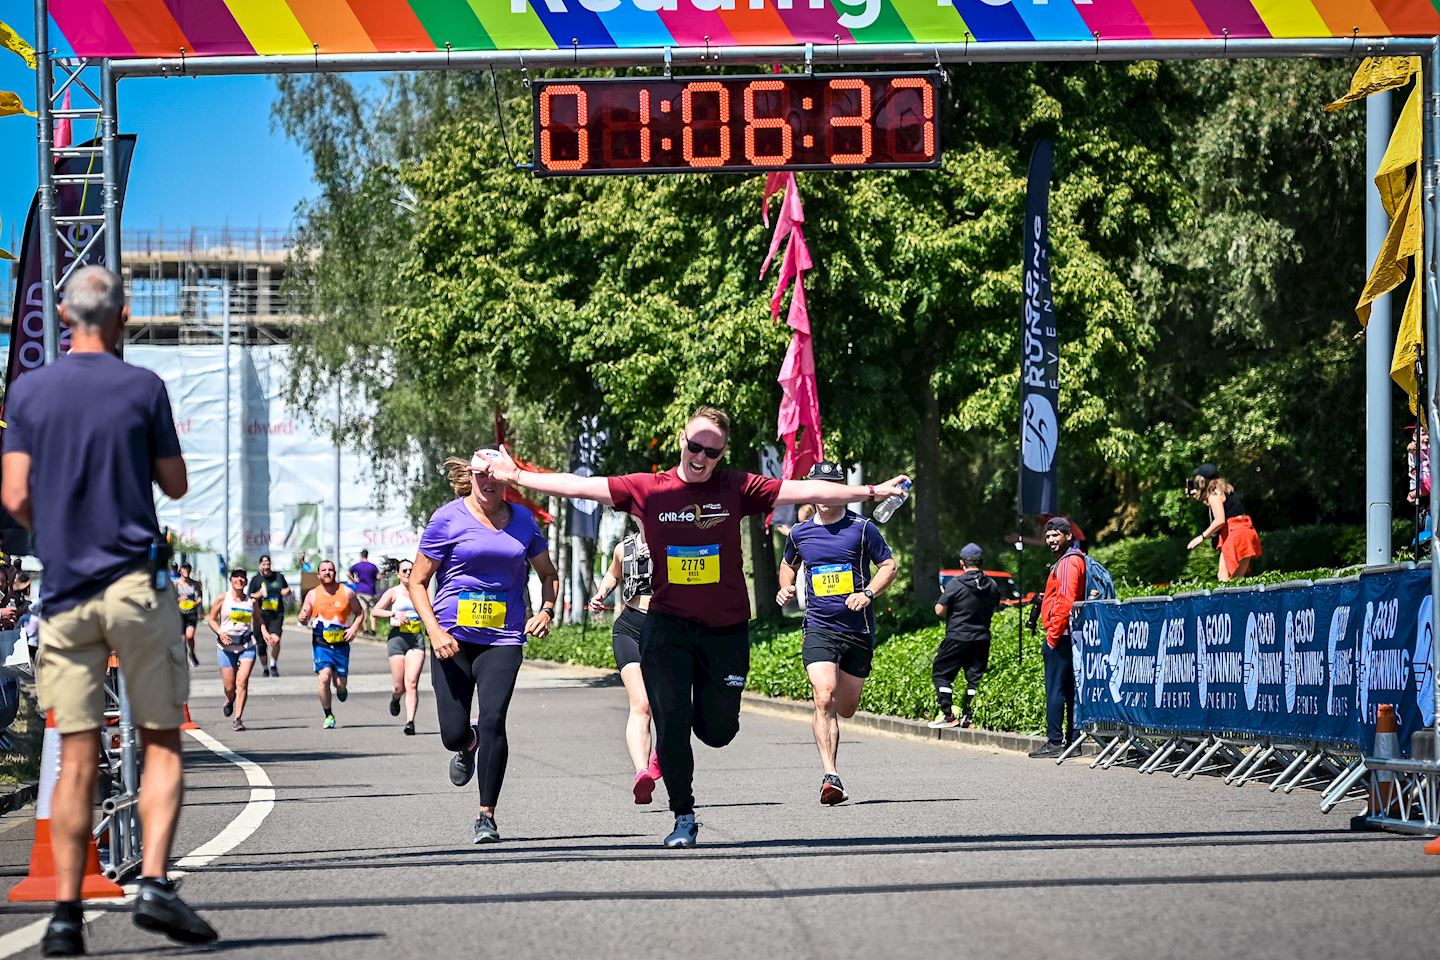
[443,457,473,496]
[687,405,730,441]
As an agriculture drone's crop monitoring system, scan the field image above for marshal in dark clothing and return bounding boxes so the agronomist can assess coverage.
[929,545,1001,728]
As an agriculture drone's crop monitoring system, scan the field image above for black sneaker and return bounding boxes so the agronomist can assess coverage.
[262,667,271,678]
[41,918,84,957]
[820,773,849,805]
[132,880,218,945]
[222,700,234,718]
[403,721,416,736]
[472,813,500,844]
[389,695,401,717]
[270,665,280,678]
[663,813,700,848]
[1027,741,1065,759]
[449,726,478,786]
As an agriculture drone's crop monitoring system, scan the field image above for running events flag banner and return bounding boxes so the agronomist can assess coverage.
[1019,138,1058,517]
[3,134,135,394]
[1072,568,1437,754]
[48,2,1440,59]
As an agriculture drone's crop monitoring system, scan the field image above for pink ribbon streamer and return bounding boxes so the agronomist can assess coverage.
[761,172,823,484]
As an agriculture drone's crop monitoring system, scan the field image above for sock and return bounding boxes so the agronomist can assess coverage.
[52,901,82,923]
[323,708,333,718]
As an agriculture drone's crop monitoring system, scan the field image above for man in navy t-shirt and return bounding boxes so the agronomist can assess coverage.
[348,549,380,633]
[776,461,897,806]
[0,266,216,953]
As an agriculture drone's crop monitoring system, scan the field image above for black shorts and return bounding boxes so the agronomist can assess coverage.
[802,626,874,679]
[612,606,646,669]
[180,611,199,630]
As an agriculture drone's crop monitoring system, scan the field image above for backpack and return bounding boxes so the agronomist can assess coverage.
[1066,548,1116,601]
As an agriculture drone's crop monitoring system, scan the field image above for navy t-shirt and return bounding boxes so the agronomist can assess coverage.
[783,511,893,638]
[348,560,379,595]
[2,352,181,614]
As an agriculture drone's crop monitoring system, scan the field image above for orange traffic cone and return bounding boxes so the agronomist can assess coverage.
[8,712,125,902]
[180,703,199,731]
[1371,704,1400,817]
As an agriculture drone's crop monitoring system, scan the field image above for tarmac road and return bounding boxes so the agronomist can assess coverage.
[0,627,1435,960]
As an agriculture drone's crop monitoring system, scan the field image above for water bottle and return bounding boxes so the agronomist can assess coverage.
[872,481,912,523]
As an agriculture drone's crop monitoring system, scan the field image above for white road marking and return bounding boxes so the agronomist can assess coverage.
[0,728,274,959]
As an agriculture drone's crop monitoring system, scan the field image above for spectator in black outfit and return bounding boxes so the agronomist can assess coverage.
[928,543,999,729]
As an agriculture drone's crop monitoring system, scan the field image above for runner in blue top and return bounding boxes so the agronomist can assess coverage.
[775,461,897,805]
[408,450,560,844]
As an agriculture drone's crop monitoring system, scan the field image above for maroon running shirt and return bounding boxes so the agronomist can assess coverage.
[609,469,782,627]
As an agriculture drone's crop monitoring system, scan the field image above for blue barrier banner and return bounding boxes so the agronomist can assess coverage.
[1072,569,1435,753]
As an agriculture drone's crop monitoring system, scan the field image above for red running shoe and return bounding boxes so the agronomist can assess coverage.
[646,751,662,781]
[633,770,657,805]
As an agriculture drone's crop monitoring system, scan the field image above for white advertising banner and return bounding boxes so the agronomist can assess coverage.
[129,345,421,590]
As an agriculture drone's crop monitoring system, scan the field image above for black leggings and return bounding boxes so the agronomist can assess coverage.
[640,612,750,815]
[431,642,525,807]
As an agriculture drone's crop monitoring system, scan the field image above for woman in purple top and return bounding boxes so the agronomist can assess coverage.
[408,451,560,844]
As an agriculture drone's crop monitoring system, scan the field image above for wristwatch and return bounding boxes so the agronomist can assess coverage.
[540,606,556,620]
[862,589,874,600]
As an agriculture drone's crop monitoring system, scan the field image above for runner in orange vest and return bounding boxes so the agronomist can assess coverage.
[297,560,362,729]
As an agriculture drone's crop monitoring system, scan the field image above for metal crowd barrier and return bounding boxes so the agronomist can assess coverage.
[95,664,142,882]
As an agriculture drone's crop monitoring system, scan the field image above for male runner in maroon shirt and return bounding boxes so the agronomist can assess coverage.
[476,405,910,847]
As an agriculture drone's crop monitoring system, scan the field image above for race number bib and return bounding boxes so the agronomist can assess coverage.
[667,545,720,585]
[811,564,855,597]
[399,619,423,635]
[229,609,252,624]
[457,591,507,629]
[262,598,280,612]
[178,599,197,612]
[321,624,346,644]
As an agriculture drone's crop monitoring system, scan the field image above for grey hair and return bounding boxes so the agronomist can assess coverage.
[62,266,125,330]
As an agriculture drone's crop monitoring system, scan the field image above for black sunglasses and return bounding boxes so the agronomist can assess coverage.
[684,436,725,460]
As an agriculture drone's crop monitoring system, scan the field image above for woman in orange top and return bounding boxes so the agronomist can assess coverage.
[1187,464,1262,581]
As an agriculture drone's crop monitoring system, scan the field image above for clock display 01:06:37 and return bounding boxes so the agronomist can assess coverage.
[531,72,942,177]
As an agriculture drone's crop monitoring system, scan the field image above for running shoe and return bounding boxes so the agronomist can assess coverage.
[449,726,479,786]
[403,721,416,736]
[132,878,218,944]
[322,714,337,730]
[472,813,500,844]
[820,773,849,806]
[926,714,959,729]
[187,651,200,668]
[646,751,662,781]
[1027,741,1064,759]
[389,695,401,717]
[336,687,348,703]
[959,712,974,729]
[270,665,280,678]
[663,813,699,849]
[222,700,234,718]
[40,917,84,956]
[632,769,657,805]
[231,717,246,732]
[263,667,271,678]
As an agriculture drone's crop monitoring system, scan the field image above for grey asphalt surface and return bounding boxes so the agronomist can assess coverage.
[0,626,1436,960]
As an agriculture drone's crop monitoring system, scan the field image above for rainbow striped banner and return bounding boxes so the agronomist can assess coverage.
[49,0,1440,59]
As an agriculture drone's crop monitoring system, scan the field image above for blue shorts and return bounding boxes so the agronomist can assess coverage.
[217,645,257,671]
[312,639,351,677]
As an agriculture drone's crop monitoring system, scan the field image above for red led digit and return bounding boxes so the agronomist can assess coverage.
[681,81,731,168]
[539,85,589,171]
[601,87,651,165]
[743,80,793,167]
[885,77,936,163]
[826,78,872,165]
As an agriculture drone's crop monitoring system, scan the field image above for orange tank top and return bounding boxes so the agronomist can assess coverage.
[312,585,353,625]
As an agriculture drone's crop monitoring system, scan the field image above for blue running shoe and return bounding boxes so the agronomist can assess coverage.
[663,813,699,849]
[335,686,348,703]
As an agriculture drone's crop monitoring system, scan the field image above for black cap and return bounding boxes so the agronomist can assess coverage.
[1193,463,1219,480]
[1044,516,1073,535]
[806,461,845,483]
[959,543,983,563]
[230,568,248,579]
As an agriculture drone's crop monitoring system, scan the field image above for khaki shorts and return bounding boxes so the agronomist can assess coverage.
[38,569,189,734]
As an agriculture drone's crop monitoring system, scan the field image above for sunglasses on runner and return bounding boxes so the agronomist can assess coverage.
[684,436,725,460]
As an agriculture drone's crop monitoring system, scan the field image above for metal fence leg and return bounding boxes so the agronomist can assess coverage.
[1282,750,1329,794]
[1320,759,1369,814]
[1268,749,1310,792]
[1171,736,1213,778]
[1232,744,1278,786]
[1055,732,1087,765]
[1184,737,1230,780]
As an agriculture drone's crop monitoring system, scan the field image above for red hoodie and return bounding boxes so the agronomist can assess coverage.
[1040,551,1086,648]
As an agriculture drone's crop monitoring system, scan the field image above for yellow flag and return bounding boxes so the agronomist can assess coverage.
[1375,82,1422,220]
[0,21,36,70]
[1326,56,1421,112]
[1392,254,1424,415]
[0,90,35,118]
[1357,80,1423,326]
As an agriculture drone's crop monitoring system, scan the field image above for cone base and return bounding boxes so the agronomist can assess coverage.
[8,822,125,902]
[180,705,199,731]
[1424,834,1440,855]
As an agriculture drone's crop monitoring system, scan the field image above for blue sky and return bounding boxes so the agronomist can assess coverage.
[1,17,321,253]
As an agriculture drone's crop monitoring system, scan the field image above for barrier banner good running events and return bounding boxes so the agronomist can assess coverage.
[48,1,1440,59]
[1073,569,1437,755]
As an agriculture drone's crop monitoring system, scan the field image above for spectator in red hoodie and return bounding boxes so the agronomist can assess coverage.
[1029,516,1085,759]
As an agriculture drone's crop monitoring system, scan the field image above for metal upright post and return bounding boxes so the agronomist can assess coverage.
[223,284,232,567]
[1423,40,1440,753]
[33,0,59,363]
[334,380,342,563]
[1367,92,1394,565]
[100,59,121,275]
[116,667,139,864]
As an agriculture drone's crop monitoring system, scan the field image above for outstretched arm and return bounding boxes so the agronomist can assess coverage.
[774,475,910,508]
[478,446,615,505]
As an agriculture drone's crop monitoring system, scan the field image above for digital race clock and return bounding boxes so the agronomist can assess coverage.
[531,72,942,177]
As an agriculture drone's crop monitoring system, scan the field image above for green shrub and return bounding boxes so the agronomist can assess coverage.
[1090,535,1187,585]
